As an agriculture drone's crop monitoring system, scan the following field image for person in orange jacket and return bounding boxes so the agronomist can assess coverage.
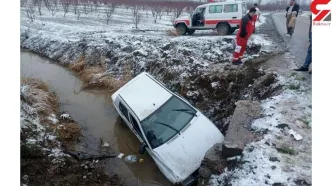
[232,7,257,65]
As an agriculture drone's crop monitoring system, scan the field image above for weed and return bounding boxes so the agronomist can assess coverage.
[21,144,44,159]
[56,123,81,142]
[287,84,300,90]
[295,76,306,81]
[276,147,297,155]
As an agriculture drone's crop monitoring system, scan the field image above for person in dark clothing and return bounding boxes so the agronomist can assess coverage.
[285,0,300,36]
[232,7,257,65]
[192,8,205,26]
[294,14,312,74]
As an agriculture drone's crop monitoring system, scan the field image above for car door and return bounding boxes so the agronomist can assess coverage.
[128,112,145,143]
[118,100,154,154]
[118,101,132,128]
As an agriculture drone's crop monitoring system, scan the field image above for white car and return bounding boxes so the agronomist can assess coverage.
[111,72,224,185]
[173,0,247,35]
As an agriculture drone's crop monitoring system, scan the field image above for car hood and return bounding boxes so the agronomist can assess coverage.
[175,15,190,21]
[153,114,224,182]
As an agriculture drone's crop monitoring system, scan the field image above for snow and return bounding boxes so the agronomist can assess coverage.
[21,6,274,66]
[20,81,71,169]
[48,114,59,124]
[209,74,312,185]
[256,13,267,28]
[60,113,71,120]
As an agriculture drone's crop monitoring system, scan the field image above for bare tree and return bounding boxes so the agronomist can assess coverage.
[33,0,43,16]
[77,9,81,20]
[26,4,36,23]
[21,0,27,7]
[131,5,141,30]
[94,3,99,12]
[151,6,162,23]
[49,0,58,16]
[43,0,50,9]
[72,0,79,14]
[174,7,183,18]
[89,2,94,13]
[61,0,71,17]
[105,2,116,25]
[82,0,89,15]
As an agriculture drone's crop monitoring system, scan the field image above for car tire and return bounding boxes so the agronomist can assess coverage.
[176,24,187,35]
[187,29,196,35]
[229,27,236,34]
[217,23,230,36]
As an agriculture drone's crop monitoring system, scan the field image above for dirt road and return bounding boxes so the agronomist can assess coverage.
[272,13,311,67]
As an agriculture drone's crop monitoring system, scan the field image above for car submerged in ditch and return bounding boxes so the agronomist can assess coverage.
[111,72,224,185]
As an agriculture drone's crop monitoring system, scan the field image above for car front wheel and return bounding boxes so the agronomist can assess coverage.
[176,24,187,35]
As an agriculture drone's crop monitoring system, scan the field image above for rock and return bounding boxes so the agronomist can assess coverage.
[269,157,280,162]
[222,100,261,158]
[199,143,227,179]
[288,129,303,141]
[276,123,290,130]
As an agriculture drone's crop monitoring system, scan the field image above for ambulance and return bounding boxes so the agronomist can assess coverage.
[173,0,248,35]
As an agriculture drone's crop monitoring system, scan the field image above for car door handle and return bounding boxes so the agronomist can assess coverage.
[232,17,237,19]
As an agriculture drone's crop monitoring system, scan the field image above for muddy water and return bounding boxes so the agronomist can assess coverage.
[20,51,171,186]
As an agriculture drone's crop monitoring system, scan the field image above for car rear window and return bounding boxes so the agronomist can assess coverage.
[209,5,223,13]
[224,4,238,13]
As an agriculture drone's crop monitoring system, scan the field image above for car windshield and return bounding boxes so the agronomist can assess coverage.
[140,96,196,149]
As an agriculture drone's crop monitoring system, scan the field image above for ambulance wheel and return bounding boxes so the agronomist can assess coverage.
[187,29,196,35]
[176,24,187,35]
[217,23,230,35]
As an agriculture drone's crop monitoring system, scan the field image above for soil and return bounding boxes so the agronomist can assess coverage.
[21,145,124,186]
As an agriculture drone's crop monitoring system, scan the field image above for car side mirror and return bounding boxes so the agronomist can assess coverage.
[139,143,147,154]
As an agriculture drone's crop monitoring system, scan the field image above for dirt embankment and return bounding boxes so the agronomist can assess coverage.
[20,78,123,186]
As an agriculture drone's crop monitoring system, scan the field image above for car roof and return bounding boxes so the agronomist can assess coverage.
[119,72,172,121]
[197,0,243,8]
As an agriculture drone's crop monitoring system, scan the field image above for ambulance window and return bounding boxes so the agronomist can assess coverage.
[209,5,223,13]
[224,4,238,13]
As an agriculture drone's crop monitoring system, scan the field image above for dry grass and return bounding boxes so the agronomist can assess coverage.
[166,29,179,36]
[21,78,59,116]
[69,55,132,92]
[69,56,86,73]
[21,78,49,92]
[56,123,81,142]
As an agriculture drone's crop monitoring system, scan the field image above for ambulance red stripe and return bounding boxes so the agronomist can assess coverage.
[175,19,241,26]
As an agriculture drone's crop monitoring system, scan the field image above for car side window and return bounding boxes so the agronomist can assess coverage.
[119,102,130,121]
[224,4,238,13]
[209,5,223,13]
[129,114,143,138]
